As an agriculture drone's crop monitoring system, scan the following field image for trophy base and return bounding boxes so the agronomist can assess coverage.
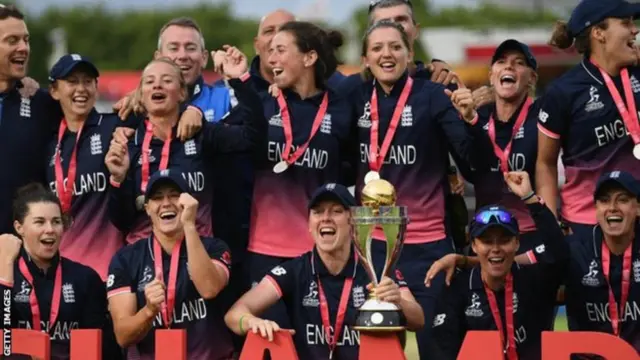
[353,299,406,332]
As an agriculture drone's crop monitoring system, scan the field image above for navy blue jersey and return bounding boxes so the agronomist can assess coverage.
[247,88,353,258]
[563,226,640,353]
[349,73,473,244]
[0,87,61,234]
[430,201,567,360]
[0,249,106,360]
[537,59,640,225]
[469,99,539,233]
[108,77,265,243]
[106,236,233,360]
[264,246,408,360]
[44,111,127,280]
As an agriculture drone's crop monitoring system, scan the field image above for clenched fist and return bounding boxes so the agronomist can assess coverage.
[179,193,199,227]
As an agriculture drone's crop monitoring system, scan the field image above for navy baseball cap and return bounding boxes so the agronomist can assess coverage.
[491,39,538,70]
[48,54,99,82]
[594,171,640,199]
[145,169,190,201]
[469,205,519,239]
[568,0,640,37]
[308,183,356,210]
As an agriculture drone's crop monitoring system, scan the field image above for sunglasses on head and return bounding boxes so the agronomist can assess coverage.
[474,209,513,225]
[368,0,413,13]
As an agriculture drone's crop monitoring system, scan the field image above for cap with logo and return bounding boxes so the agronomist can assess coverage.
[567,0,640,37]
[144,168,190,201]
[308,183,357,210]
[469,205,519,239]
[491,39,538,70]
[594,171,640,199]
[49,54,99,82]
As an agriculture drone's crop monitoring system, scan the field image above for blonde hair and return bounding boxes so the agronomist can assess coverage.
[548,19,609,55]
[131,57,188,114]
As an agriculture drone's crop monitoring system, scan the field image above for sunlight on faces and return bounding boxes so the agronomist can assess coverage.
[14,202,64,264]
[267,31,317,89]
[370,4,418,44]
[145,183,184,236]
[156,25,207,86]
[254,11,295,72]
[595,186,639,239]
[364,27,411,88]
[50,68,98,118]
[472,227,519,280]
[139,60,186,117]
[0,17,29,80]
[594,17,639,68]
[308,200,351,254]
[489,51,537,102]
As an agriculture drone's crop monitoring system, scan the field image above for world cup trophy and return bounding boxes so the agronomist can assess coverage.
[351,179,409,331]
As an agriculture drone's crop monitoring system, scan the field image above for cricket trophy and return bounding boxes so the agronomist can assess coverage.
[351,178,409,331]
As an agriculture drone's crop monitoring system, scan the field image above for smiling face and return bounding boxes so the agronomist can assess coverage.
[489,49,536,102]
[267,30,317,89]
[145,182,183,236]
[593,17,639,68]
[50,67,97,118]
[0,17,29,81]
[14,201,64,263]
[595,185,639,238]
[139,60,186,116]
[472,226,519,280]
[308,199,352,254]
[363,26,411,87]
[156,24,207,86]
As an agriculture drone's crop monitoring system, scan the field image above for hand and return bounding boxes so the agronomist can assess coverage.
[179,193,198,227]
[246,317,292,342]
[105,134,131,184]
[216,46,248,79]
[504,171,533,199]
[0,234,22,263]
[211,48,227,74]
[425,254,459,287]
[372,276,401,306]
[177,106,203,142]
[18,77,39,98]
[113,91,144,121]
[268,83,280,98]
[427,61,458,86]
[472,85,495,108]
[144,273,166,315]
[450,173,465,195]
[445,85,476,123]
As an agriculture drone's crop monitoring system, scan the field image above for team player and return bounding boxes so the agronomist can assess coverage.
[106,169,233,359]
[536,0,640,237]
[429,172,566,360]
[105,53,265,243]
[348,20,473,356]
[225,183,424,360]
[0,183,107,360]
[448,39,542,253]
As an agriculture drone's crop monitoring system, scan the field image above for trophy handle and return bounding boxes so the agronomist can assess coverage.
[352,221,379,286]
[379,207,408,280]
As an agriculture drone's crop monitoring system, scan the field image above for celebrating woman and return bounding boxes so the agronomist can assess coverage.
[106,169,233,359]
[225,183,423,360]
[105,53,265,244]
[537,0,640,237]
[0,183,107,359]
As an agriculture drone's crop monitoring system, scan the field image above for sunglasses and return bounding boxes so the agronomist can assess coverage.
[474,209,513,225]
[368,0,413,13]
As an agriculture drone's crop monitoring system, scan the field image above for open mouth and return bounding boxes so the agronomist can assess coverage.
[606,215,624,225]
[159,211,177,221]
[178,64,192,72]
[72,95,89,105]
[9,55,26,67]
[273,67,284,77]
[379,61,396,72]
[319,226,336,238]
[151,92,167,102]
[500,74,516,86]
[488,257,505,265]
[40,238,56,247]
[627,39,636,50]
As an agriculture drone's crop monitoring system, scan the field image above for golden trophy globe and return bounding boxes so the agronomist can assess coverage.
[351,179,409,331]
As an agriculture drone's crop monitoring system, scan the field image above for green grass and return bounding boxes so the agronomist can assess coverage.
[402,315,568,359]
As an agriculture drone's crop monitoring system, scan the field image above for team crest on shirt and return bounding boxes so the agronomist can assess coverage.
[184,139,197,156]
[633,259,640,283]
[352,285,366,308]
[631,76,640,94]
[19,97,30,118]
[465,293,483,317]
[13,281,31,303]
[401,106,413,127]
[514,126,524,139]
[204,109,214,122]
[268,110,283,127]
[62,283,75,303]
[90,133,103,155]
[357,102,372,128]
[585,86,604,112]
[582,260,600,287]
[302,281,319,307]
[137,266,154,292]
[320,114,332,134]
[138,149,156,165]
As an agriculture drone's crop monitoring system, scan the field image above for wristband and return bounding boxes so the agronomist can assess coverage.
[239,314,250,334]
[520,191,536,202]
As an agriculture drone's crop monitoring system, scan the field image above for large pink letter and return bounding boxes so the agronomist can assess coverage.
[239,330,298,360]
[542,331,640,360]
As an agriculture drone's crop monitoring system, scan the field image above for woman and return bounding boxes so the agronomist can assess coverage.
[225,183,423,360]
[106,169,233,359]
[427,172,566,360]
[105,52,265,244]
[537,0,640,238]
[448,39,541,254]
[0,183,107,360]
[348,20,474,353]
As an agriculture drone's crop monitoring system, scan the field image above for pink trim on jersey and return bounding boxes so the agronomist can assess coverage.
[0,278,13,287]
[211,259,230,282]
[264,275,283,298]
[525,250,537,264]
[109,177,121,188]
[537,123,560,140]
[107,287,131,299]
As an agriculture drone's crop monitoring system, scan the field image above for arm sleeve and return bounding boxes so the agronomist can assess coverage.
[526,200,569,265]
[536,84,570,140]
[81,269,108,329]
[106,146,138,233]
[262,260,298,302]
[203,238,233,281]
[106,251,134,299]
[429,278,467,360]
[200,77,267,155]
